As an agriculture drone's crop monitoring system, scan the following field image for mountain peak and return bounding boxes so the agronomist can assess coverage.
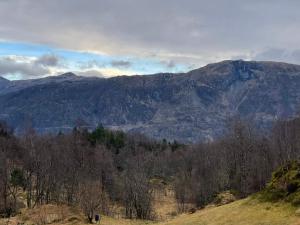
[217,59,300,72]
[191,60,300,79]
[43,72,79,82]
[203,59,300,69]
[203,60,259,72]
[58,72,78,78]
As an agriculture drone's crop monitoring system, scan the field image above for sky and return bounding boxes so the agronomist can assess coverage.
[0,0,300,80]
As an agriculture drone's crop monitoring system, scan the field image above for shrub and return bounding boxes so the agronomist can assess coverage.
[259,187,286,202]
[214,191,236,206]
[259,161,300,203]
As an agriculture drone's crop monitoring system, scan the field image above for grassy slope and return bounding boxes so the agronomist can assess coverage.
[160,198,299,225]
[1,198,300,225]
[99,198,300,225]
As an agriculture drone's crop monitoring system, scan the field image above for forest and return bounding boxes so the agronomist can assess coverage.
[1,116,300,222]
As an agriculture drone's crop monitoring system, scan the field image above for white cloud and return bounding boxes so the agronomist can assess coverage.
[74,67,136,78]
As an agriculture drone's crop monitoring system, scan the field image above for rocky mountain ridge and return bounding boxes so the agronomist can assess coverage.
[0,60,300,142]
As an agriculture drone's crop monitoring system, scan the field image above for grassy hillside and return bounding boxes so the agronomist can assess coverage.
[106,199,300,225]
[95,198,300,225]
[160,198,299,225]
[2,197,300,225]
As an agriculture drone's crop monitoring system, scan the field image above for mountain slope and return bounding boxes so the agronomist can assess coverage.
[1,60,300,142]
[0,76,10,90]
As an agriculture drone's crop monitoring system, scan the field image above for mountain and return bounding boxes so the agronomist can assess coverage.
[0,76,10,89]
[0,72,84,95]
[0,60,300,142]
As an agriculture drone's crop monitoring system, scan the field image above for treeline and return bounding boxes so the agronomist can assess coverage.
[1,117,300,221]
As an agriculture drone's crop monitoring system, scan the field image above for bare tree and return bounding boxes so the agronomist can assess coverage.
[78,181,105,223]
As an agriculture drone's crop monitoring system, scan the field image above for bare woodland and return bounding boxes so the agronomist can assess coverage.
[1,117,300,222]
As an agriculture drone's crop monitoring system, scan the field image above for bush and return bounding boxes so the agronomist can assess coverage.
[286,192,300,206]
[214,191,236,206]
[258,161,300,203]
[259,187,286,202]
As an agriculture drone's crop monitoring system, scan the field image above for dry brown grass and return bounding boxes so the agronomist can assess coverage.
[2,196,300,225]
[160,198,300,225]
[0,204,84,225]
[153,188,178,221]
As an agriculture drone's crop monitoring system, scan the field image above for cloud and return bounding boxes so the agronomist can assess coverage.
[0,56,49,78]
[1,0,300,66]
[76,70,104,77]
[35,54,59,67]
[0,54,64,79]
[160,60,176,68]
[254,48,300,64]
[99,68,136,77]
[111,60,131,68]
[78,60,103,70]
[74,67,137,78]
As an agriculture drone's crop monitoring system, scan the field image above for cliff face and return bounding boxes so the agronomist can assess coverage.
[1,60,300,142]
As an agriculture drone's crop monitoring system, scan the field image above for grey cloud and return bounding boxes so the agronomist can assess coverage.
[0,54,64,78]
[0,1,300,66]
[290,50,300,62]
[111,60,131,68]
[35,54,59,67]
[255,48,286,62]
[254,48,300,64]
[0,57,50,78]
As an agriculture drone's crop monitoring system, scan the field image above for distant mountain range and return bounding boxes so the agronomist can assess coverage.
[1,60,300,142]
